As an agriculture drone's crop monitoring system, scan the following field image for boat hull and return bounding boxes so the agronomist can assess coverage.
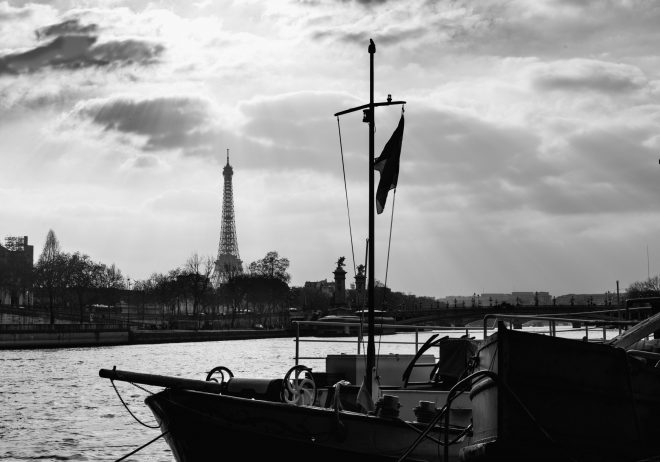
[146,388,464,462]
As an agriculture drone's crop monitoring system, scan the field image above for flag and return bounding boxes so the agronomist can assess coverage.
[374,114,404,214]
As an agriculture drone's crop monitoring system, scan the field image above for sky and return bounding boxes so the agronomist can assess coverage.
[1,0,660,299]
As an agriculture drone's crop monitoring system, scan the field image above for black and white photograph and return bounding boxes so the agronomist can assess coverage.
[2,1,660,461]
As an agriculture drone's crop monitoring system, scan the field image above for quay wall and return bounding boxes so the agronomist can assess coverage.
[0,328,291,349]
[128,328,291,345]
[0,330,129,349]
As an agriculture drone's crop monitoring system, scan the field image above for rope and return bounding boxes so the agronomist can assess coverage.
[336,116,357,278]
[114,431,169,462]
[111,380,160,429]
[384,189,396,290]
[376,189,397,367]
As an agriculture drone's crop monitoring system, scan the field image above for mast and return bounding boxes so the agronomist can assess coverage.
[333,39,405,399]
[366,39,376,394]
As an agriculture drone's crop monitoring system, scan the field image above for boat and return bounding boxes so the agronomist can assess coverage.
[98,39,660,462]
[100,328,478,462]
[356,309,397,333]
[312,310,397,336]
[314,313,363,336]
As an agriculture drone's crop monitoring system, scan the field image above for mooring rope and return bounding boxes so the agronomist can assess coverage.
[111,380,160,429]
[113,431,169,462]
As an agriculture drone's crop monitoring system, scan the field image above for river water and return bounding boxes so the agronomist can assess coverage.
[0,326,619,462]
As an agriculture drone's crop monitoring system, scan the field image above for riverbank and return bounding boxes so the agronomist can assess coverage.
[0,327,292,349]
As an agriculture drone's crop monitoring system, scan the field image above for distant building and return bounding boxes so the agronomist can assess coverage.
[304,280,334,297]
[555,293,612,306]
[0,236,34,307]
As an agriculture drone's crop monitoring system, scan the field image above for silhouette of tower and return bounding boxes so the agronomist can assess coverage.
[213,149,243,287]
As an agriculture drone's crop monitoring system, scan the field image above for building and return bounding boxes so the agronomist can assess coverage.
[0,236,34,307]
[304,280,335,297]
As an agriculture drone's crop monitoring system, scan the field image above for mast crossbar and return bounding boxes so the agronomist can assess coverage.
[334,101,406,117]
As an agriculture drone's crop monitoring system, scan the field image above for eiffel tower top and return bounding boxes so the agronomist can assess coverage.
[223,148,233,176]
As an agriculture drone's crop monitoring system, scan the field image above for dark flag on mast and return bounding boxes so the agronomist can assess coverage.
[374,114,404,214]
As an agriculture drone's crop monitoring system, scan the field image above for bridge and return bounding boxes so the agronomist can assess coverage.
[392,304,640,327]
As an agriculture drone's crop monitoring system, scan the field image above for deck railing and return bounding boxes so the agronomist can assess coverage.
[291,321,474,365]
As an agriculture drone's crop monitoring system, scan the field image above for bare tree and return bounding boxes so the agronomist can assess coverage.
[184,253,214,319]
[627,276,660,299]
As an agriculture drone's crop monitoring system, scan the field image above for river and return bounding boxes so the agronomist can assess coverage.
[0,326,619,461]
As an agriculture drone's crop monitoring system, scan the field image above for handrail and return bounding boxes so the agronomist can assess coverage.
[292,320,479,365]
[481,308,645,339]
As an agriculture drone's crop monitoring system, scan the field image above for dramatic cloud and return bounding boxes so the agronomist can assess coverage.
[0,33,164,74]
[307,0,660,64]
[532,59,648,94]
[0,35,98,74]
[75,95,219,153]
[69,91,365,172]
[90,39,163,65]
[36,18,98,39]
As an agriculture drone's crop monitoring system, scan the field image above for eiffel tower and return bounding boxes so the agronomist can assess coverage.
[212,149,243,287]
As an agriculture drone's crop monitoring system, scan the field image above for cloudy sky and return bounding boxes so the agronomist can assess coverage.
[2,0,660,299]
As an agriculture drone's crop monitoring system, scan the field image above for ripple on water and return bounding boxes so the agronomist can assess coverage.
[28,454,87,461]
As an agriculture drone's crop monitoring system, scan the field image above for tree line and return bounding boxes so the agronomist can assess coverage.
[29,229,294,328]
[19,228,639,329]
[626,276,660,300]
